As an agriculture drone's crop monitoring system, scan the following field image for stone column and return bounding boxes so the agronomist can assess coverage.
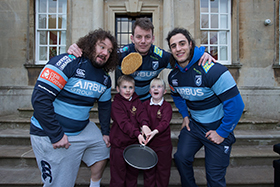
[162,0,174,50]
[160,0,174,88]
[92,0,104,29]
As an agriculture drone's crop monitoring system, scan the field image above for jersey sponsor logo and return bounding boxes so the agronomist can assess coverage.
[75,68,85,78]
[40,68,66,89]
[177,87,204,98]
[41,160,52,183]
[153,46,163,57]
[193,68,202,75]
[152,61,159,70]
[195,75,202,86]
[202,62,214,73]
[133,71,158,78]
[71,80,106,95]
[55,55,75,70]
[150,55,159,61]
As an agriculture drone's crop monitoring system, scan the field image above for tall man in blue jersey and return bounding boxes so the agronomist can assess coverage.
[167,28,244,187]
[67,18,216,101]
[30,29,118,187]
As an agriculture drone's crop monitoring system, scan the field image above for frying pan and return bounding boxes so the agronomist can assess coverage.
[123,144,158,170]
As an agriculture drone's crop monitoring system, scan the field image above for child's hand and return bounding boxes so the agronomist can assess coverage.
[141,125,152,140]
[145,129,159,144]
[138,134,146,145]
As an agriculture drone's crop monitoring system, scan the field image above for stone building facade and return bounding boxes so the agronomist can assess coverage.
[0,0,279,122]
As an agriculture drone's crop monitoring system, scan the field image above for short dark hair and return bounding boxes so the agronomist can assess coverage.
[166,28,196,68]
[76,28,119,72]
[132,17,154,35]
[117,75,135,87]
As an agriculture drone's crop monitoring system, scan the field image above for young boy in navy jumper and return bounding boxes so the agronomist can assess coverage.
[109,75,151,187]
[143,78,173,187]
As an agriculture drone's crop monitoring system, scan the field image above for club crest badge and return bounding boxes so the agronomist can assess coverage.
[195,75,202,86]
[131,106,137,115]
[152,61,159,70]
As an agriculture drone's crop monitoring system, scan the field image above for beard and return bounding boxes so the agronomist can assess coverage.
[89,54,106,69]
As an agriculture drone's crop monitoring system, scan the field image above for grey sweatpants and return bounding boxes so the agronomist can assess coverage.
[30,121,110,187]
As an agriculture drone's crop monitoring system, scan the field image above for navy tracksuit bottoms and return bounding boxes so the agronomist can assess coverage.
[174,120,236,187]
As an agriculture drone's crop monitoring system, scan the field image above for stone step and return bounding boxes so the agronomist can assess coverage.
[0,114,278,132]
[1,126,280,147]
[0,141,278,168]
[0,165,274,187]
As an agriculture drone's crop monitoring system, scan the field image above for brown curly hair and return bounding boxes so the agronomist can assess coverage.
[76,29,119,72]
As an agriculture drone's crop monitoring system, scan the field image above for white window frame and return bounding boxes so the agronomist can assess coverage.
[200,0,231,65]
[35,0,67,64]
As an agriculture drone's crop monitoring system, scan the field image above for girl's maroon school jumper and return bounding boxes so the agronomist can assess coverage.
[109,92,149,187]
[142,99,173,187]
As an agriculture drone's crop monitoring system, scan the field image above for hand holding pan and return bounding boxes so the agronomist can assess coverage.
[121,52,142,75]
[123,144,158,170]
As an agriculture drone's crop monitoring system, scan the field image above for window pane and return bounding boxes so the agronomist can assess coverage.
[210,31,218,44]
[211,14,218,28]
[49,47,57,59]
[201,14,209,28]
[117,21,121,32]
[38,14,47,29]
[38,0,47,13]
[201,31,208,44]
[48,15,57,29]
[129,22,132,32]
[59,46,66,54]
[219,31,227,44]
[58,14,67,29]
[117,35,121,45]
[210,46,218,60]
[39,47,47,61]
[220,0,228,13]
[200,0,209,12]
[39,31,48,45]
[58,0,67,13]
[61,31,66,45]
[220,15,228,29]
[50,31,57,45]
[220,46,228,60]
[120,34,129,45]
[122,21,129,32]
[48,0,57,13]
[210,0,218,13]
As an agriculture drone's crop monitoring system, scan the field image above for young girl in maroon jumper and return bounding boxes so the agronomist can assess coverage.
[143,78,173,187]
[109,75,151,187]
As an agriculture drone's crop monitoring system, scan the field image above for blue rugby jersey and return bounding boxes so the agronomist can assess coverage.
[168,47,244,138]
[118,43,171,101]
[30,53,112,144]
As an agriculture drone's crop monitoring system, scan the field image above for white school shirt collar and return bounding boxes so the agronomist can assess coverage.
[150,97,164,106]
